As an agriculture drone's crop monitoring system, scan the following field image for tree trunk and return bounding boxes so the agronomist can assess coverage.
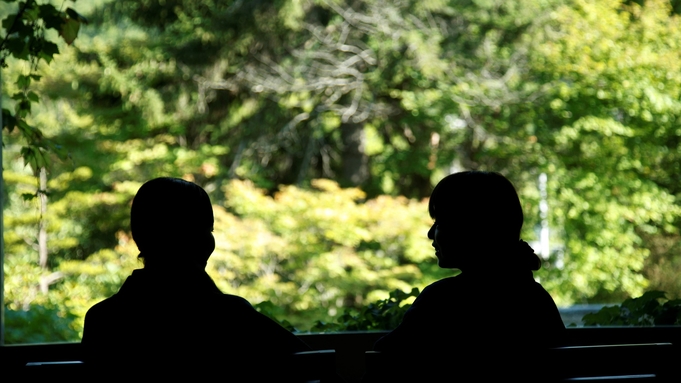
[38,167,48,269]
[297,131,317,186]
[340,122,368,187]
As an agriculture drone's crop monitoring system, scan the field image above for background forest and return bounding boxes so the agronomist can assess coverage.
[5,0,681,343]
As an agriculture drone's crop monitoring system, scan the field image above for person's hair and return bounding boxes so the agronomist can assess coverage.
[131,177,214,261]
[429,171,524,244]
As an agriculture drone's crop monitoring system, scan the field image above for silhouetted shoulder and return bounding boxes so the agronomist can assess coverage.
[212,293,270,318]
[83,269,309,375]
[217,293,253,307]
[373,275,464,352]
[411,275,464,301]
[82,294,128,345]
[371,273,564,381]
[375,272,564,351]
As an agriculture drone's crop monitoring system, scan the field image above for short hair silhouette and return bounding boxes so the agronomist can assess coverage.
[82,177,309,378]
[429,170,523,244]
[130,177,215,266]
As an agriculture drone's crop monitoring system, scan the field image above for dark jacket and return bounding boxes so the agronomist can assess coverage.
[372,271,565,382]
[82,268,309,378]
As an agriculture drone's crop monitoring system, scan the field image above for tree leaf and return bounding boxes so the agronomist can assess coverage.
[38,51,53,64]
[23,4,39,22]
[16,100,31,117]
[27,91,39,102]
[16,119,31,132]
[2,109,17,132]
[42,14,63,30]
[59,18,80,45]
[41,41,59,57]
[13,21,32,37]
[38,4,58,19]
[66,8,89,24]
[2,14,17,30]
[17,74,31,88]
[7,36,28,59]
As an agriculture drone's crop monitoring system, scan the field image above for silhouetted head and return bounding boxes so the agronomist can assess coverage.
[131,177,215,269]
[427,171,532,271]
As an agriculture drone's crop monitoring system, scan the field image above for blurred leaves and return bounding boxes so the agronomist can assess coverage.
[1,0,84,174]
[582,291,681,326]
[311,288,419,332]
[4,303,78,343]
[208,179,432,329]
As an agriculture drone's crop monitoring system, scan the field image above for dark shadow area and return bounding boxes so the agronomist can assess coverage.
[4,328,681,382]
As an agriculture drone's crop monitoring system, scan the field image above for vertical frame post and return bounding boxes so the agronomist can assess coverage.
[1,68,5,345]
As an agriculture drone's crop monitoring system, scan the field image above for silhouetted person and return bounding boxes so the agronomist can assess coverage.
[370,171,565,382]
[82,177,309,379]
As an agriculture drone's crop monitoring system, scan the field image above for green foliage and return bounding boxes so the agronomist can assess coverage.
[527,0,681,303]
[208,179,436,329]
[582,291,681,326]
[311,288,419,332]
[4,303,78,343]
[1,0,87,171]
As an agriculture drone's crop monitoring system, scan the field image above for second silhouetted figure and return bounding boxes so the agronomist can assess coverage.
[371,171,565,382]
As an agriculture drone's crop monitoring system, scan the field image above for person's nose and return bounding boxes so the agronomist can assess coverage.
[428,223,435,240]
